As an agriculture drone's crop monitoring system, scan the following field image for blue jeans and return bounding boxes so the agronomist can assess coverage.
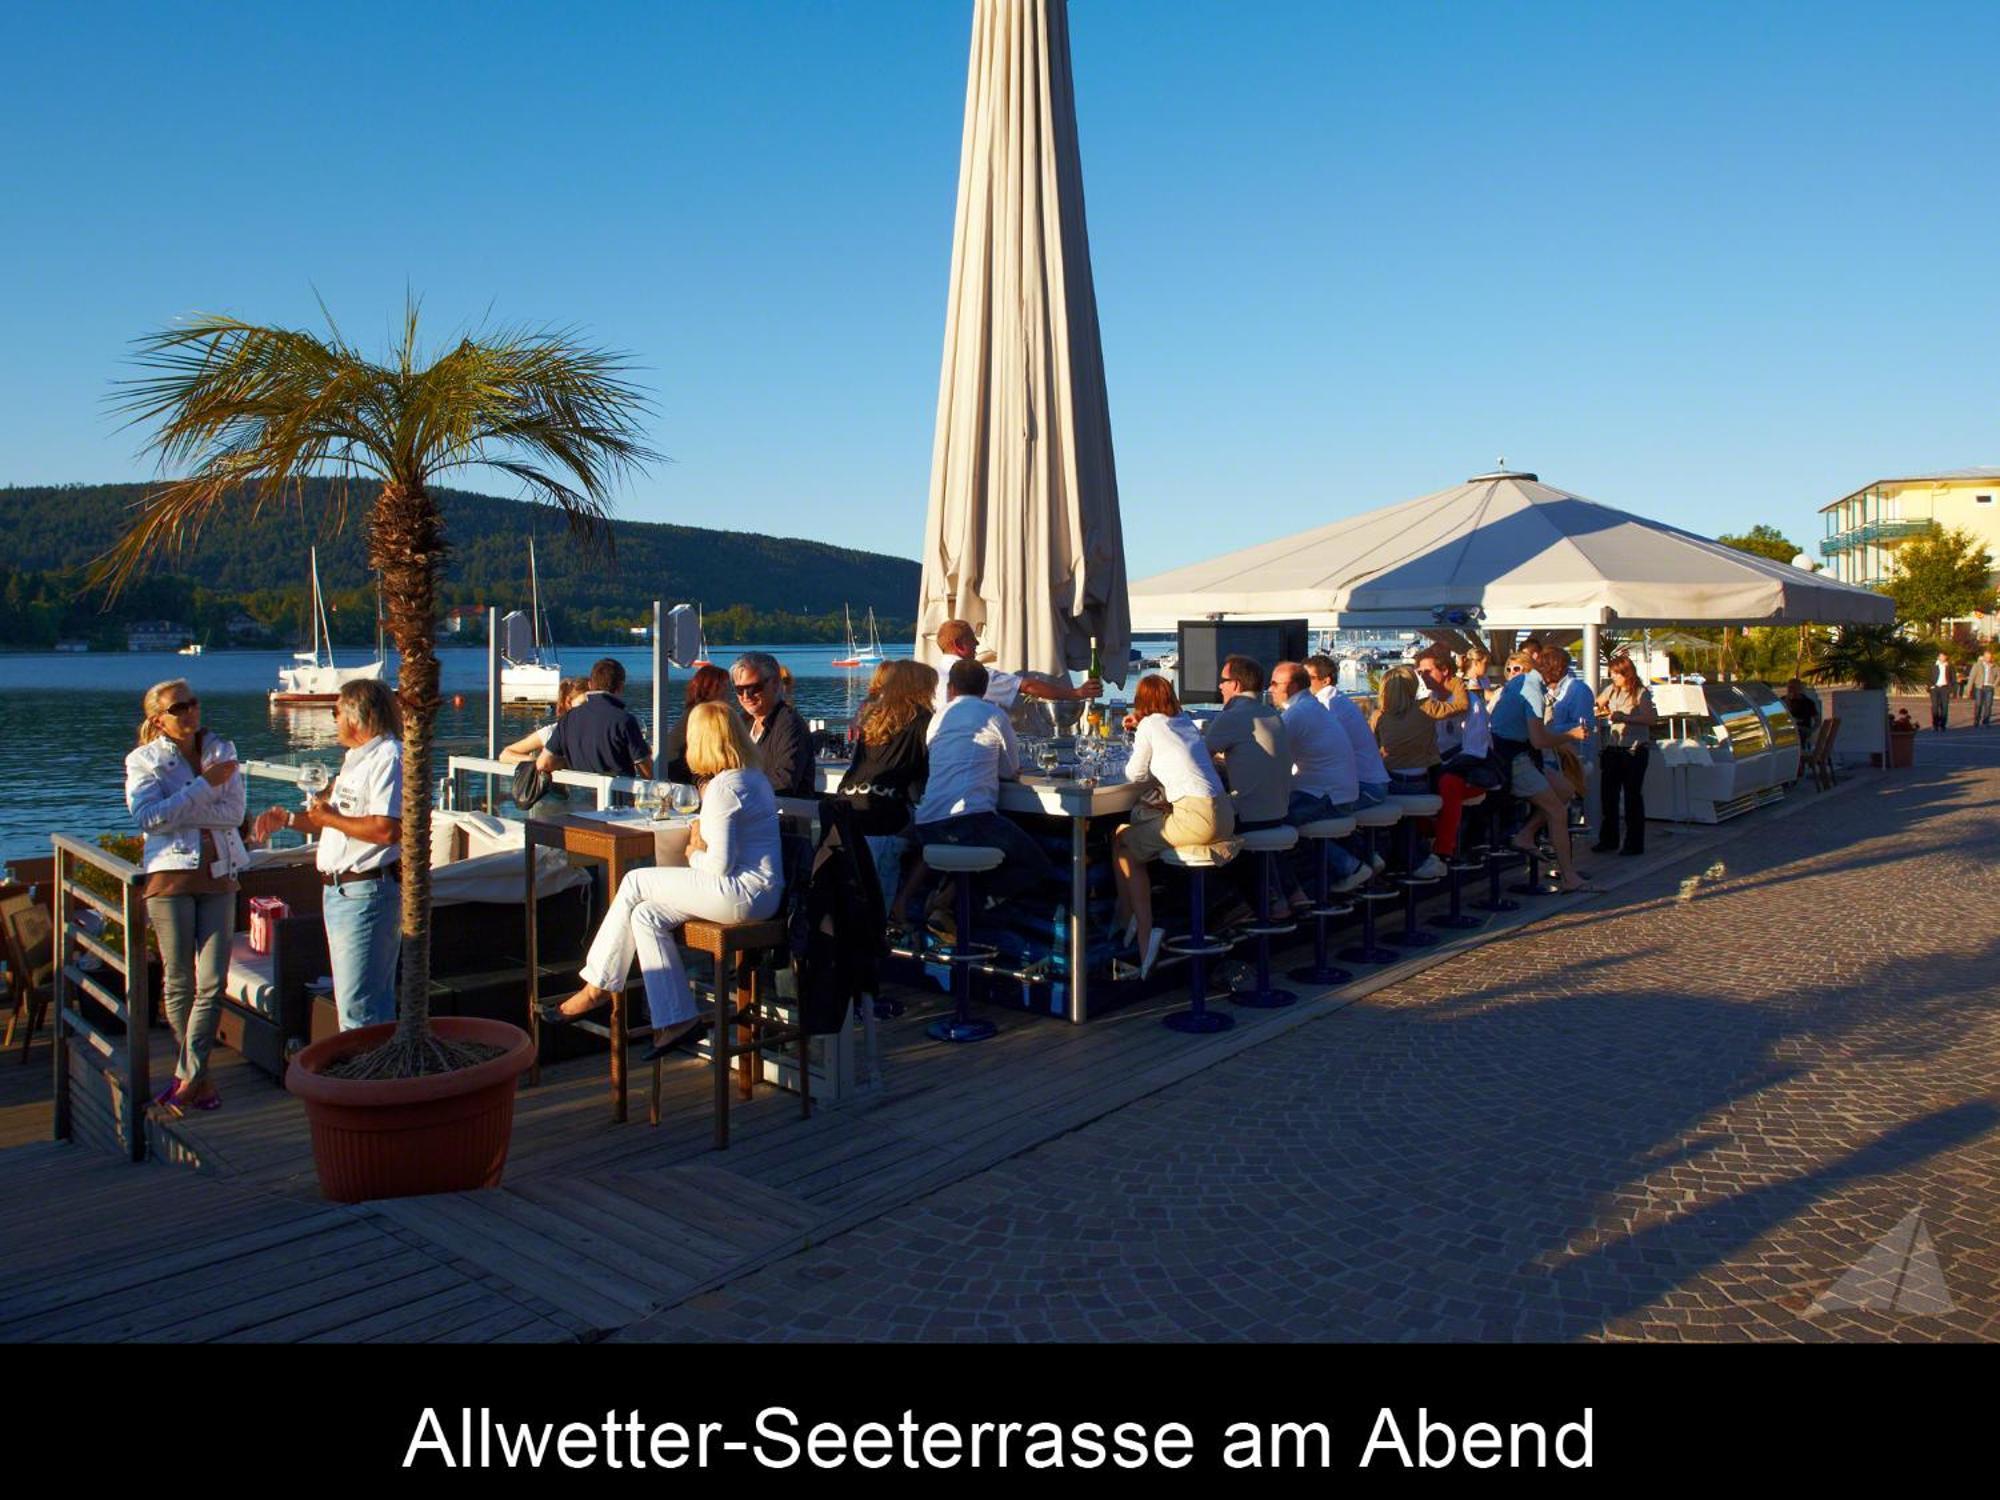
[1978,687,1994,727]
[1354,780,1388,808]
[322,875,401,1030]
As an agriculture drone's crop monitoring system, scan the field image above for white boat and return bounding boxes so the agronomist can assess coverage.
[272,548,386,704]
[178,641,203,657]
[831,604,884,669]
[500,537,561,703]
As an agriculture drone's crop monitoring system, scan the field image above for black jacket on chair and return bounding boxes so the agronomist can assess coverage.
[787,798,887,1035]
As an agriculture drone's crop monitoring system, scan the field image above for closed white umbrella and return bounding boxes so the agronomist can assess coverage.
[1130,470,1895,631]
[916,0,1131,682]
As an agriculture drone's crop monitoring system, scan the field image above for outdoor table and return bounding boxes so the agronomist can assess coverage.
[813,766,1144,1023]
[522,809,658,1114]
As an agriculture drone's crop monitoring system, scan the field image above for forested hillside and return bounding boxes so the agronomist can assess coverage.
[0,480,919,648]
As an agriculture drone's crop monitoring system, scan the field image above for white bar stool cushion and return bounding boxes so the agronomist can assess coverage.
[1239,826,1299,854]
[1388,793,1444,817]
[1158,840,1241,868]
[1297,817,1357,839]
[922,845,1006,874]
[1354,803,1403,829]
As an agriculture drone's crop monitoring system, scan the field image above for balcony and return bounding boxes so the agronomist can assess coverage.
[1818,518,1937,557]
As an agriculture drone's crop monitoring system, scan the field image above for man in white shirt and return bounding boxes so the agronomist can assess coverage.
[899,658,1057,920]
[254,679,403,1031]
[931,617,1102,719]
[1306,654,1389,806]
[1931,651,1954,732]
[1270,661,1364,891]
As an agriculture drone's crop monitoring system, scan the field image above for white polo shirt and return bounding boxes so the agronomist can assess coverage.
[317,734,402,875]
[1281,692,1359,805]
[913,694,1019,825]
[933,654,1023,713]
[1316,684,1390,786]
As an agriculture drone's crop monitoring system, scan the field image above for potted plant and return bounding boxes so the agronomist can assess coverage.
[1806,623,1932,769]
[103,303,655,1202]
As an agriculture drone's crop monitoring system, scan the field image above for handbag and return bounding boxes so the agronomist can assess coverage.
[1441,750,1502,791]
[511,759,554,811]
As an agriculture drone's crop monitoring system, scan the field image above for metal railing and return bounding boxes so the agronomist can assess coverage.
[50,835,150,1162]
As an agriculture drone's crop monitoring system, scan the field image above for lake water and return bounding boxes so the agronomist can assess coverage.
[0,643,884,863]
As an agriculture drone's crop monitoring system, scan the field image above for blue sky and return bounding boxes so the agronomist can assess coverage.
[3,0,1997,578]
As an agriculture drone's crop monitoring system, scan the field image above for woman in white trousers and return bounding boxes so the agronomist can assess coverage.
[543,703,783,1057]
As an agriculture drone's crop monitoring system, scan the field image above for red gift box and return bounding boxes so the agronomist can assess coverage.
[248,896,289,955]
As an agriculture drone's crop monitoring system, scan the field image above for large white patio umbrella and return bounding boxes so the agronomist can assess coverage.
[915,0,1131,682]
[1130,470,1895,632]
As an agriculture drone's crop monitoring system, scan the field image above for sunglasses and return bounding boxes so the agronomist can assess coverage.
[165,698,200,715]
[734,679,770,698]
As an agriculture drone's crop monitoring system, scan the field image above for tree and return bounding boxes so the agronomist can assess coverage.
[102,303,656,1078]
[1806,623,1932,692]
[1881,524,1994,638]
[1717,524,1802,565]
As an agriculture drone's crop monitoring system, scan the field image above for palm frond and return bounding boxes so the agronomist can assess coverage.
[98,305,659,595]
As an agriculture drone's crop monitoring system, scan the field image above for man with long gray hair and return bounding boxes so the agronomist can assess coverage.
[253,678,404,1029]
[731,651,815,797]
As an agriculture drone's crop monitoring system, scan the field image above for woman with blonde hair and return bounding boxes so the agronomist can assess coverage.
[498,676,591,764]
[125,678,247,1111]
[1113,674,1234,977]
[842,659,938,897]
[1370,666,1463,880]
[544,701,783,1057]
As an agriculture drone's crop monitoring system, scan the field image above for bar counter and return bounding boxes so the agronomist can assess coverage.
[811,764,1145,1024]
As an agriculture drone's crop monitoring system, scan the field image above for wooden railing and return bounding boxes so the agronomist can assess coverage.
[50,835,150,1162]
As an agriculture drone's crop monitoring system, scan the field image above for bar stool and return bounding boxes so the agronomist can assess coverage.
[1289,815,1356,986]
[1158,844,1238,1033]
[1386,790,1444,947]
[1339,802,1403,966]
[921,844,1005,1043]
[648,914,801,1149]
[1433,790,1487,930]
[1231,826,1299,1008]
[1480,800,1520,916]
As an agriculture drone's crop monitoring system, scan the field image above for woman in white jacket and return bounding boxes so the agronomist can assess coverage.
[124,678,248,1112]
[543,701,783,1058]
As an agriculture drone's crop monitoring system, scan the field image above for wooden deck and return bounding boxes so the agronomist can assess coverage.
[0,796,1828,1343]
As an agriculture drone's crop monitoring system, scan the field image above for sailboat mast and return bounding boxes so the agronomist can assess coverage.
[311,546,336,668]
[529,536,544,660]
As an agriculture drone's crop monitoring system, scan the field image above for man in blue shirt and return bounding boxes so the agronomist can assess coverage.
[1488,650,1588,892]
[539,658,654,780]
[1540,645,1598,823]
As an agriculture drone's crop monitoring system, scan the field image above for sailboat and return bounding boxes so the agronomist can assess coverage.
[271,547,386,704]
[690,604,711,669]
[500,537,562,704]
[830,605,883,669]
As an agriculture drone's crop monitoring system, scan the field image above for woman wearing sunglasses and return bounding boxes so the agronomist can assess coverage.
[124,678,249,1113]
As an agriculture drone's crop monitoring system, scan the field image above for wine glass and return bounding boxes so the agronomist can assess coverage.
[297,761,329,807]
[670,782,700,816]
[1036,741,1061,776]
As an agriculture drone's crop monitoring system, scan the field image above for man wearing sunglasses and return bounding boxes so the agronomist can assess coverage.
[731,652,816,798]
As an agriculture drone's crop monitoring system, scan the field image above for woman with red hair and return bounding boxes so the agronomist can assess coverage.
[661,664,731,783]
[1113,674,1234,977]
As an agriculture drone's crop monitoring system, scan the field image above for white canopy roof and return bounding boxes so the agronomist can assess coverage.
[1130,471,1895,632]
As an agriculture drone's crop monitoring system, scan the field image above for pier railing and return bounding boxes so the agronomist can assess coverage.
[50,834,149,1161]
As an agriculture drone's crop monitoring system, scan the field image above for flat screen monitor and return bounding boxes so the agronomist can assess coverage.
[1175,619,1309,705]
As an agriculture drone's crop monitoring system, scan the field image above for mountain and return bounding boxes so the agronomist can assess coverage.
[0,480,920,648]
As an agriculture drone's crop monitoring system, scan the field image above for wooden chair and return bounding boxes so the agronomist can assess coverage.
[1806,717,1840,790]
[644,915,809,1149]
[2,892,56,1063]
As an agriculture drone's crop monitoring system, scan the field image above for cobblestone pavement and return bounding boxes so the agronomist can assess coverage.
[625,739,2000,1342]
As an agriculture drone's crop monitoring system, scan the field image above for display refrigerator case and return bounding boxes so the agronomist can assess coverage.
[1642,681,1794,822]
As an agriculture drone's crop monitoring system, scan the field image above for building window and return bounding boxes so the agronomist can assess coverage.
[1978,494,1994,505]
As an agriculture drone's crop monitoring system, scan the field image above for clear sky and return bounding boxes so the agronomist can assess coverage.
[4,0,1996,578]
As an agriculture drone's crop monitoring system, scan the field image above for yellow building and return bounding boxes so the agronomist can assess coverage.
[1818,468,2000,589]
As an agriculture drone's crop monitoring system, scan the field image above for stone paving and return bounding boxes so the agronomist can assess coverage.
[624,736,2000,1342]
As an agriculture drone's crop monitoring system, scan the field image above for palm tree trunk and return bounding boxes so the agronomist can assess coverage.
[370,479,445,1044]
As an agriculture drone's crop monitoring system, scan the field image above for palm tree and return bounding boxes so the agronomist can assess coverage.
[1806,623,1931,692]
[101,304,656,1078]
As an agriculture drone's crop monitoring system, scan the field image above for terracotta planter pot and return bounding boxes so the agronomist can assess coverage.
[286,1017,534,1203]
